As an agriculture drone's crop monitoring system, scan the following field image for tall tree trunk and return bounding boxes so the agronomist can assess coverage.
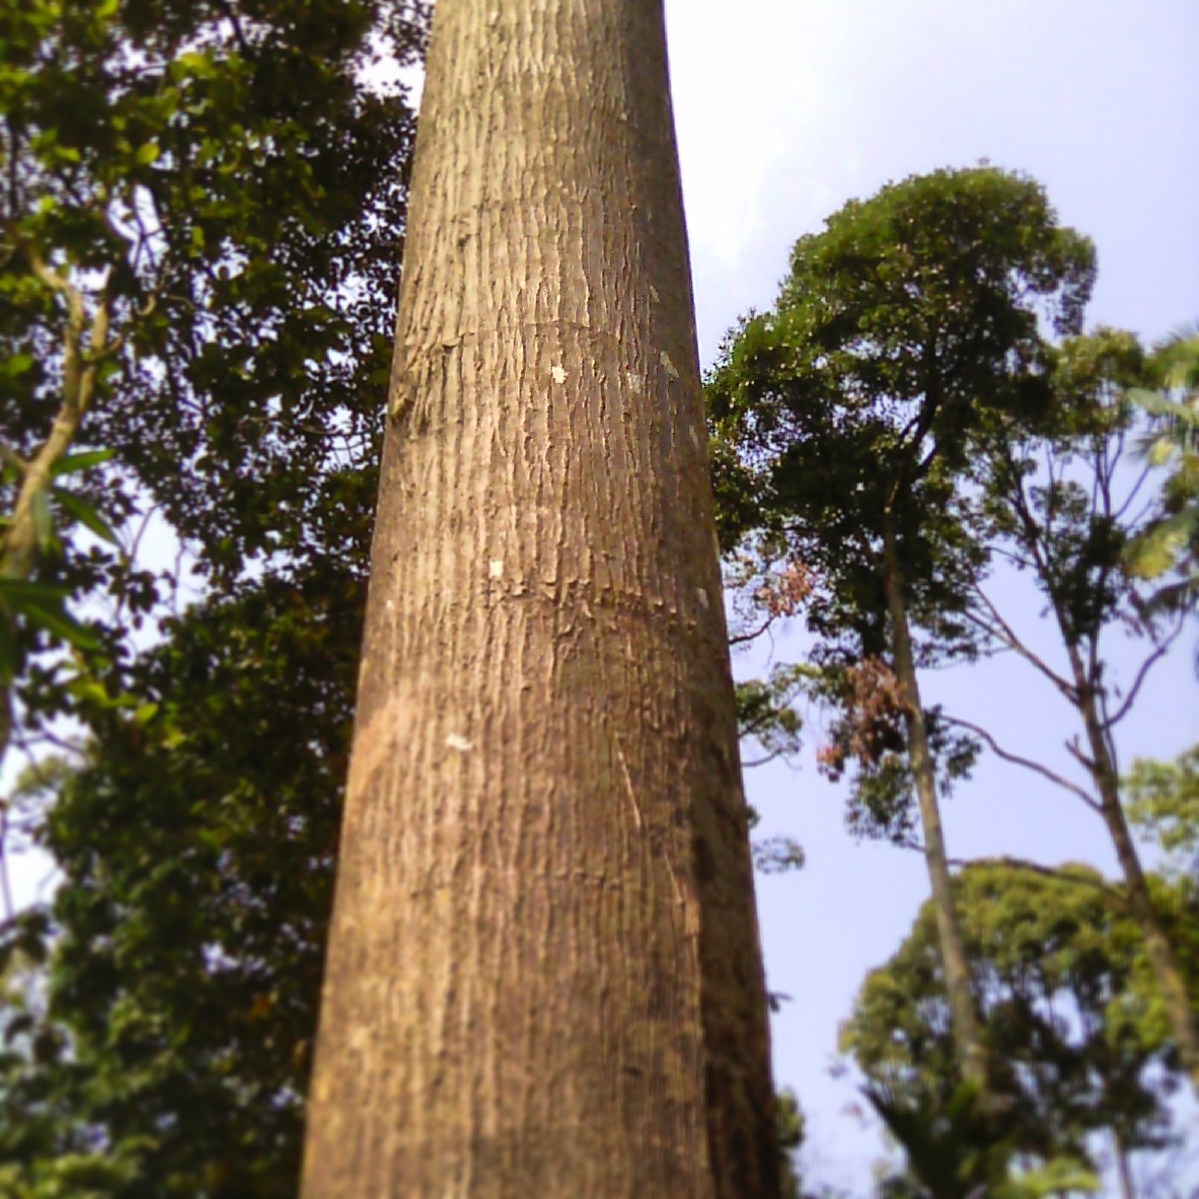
[883,519,988,1095]
[1065,643,1199,1094]
[299,3,780,1197]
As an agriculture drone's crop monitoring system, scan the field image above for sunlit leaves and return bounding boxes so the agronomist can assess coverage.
[842,863,1182,1180]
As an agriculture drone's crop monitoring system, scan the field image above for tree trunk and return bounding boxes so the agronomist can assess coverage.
[883,519,988,1094]
[1112,1128,1136,1199]
[1066,643,1199,1094]
[299,3,780,1197]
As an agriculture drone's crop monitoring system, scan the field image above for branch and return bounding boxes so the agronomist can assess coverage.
[742,749,786,769]
[1101,606,1187,731]
[958,855,1126,904]
[1065,735,1096,775]
[728,611,778,648]
[894,838,1129,904]
[0,442,27,476]
[940,714,1103,813]
[966,585,1076,701]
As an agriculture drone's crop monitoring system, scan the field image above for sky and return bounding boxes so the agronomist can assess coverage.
[662,0,1199,1191]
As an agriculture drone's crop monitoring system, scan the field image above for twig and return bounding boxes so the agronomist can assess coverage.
[1101,607,1187,730]
[966,585,1076,700]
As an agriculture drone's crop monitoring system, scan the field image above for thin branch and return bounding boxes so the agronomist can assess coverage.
[1114,458,1154,523]
[728,611,778,647]
[742,749,786,769]
[0,442,27,476]
[895,839,1130,904]
[962,855,1126,903]
[966,585,1076,700]
[1065,735,1096,775]
[1101,606,1187,730]
[940,713,1103,813]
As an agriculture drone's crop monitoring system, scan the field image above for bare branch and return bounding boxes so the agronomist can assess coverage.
[728,611,778,647]
[940,713,1103,813]
[742,749,786,769]
[1101,606,1187,730]
[966,585,1076,700]
[1066,736,1096,775]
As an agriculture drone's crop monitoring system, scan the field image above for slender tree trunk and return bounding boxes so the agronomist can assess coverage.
[1066,644,1199,1094]
[1112,1128,1136,1199]
[299,3,780,1196]
[883,519,988,1094]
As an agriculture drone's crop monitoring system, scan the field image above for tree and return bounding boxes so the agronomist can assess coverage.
[969,328,1199,1089]
[0,571,363,1197]
[299,2,780,1196]
[0,0,425,777]
[1128,744,1199,882]
[0,1,428,1192]
[1126,321,1199,604]
[841,862,1183,1196]
[706,167,1095,1094]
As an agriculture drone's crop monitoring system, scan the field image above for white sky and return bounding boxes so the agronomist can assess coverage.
[664,0,1199,1190]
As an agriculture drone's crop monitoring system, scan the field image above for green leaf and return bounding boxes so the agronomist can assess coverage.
[53,488,121,546]
[0,609,18,685]
[135,142,160,166]
[1147,435,1175,467]
[50,449,114,477]
[0,579,71,603]
[31,486,55,550]
[0,580,100,652]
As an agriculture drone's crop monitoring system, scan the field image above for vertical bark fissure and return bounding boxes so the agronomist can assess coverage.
[883,517,988,1094]
[300,3,779,1196]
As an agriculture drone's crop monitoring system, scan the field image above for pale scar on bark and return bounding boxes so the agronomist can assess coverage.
[347,699,470,792]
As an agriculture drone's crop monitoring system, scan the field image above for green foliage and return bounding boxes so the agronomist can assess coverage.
[776,1088,806,1199]
[736,661,810,768]
[1126,322,1199,604]
[0,2,429,1194]
[841,863,1186,1180]
[976,327,1155,649]
[0,569,363,1197]
[0,0,427,744]
[707,165,1094,656]
[1127,744,1199,879]
[706,167,1095,840]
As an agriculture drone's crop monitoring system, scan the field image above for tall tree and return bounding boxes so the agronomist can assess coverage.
[706,167,1095,1095]
[970,328,1199,1090]
[0,571,364,1197]
[301,2,779,1197]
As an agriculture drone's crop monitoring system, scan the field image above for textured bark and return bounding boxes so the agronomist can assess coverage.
[299,3,779,1197]
[883,521,988,1095]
